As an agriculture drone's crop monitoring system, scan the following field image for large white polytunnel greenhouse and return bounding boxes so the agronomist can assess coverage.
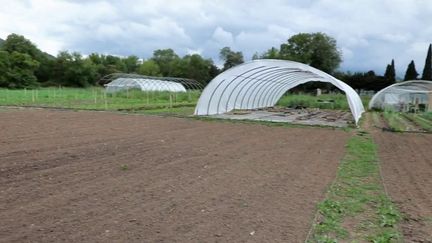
[105,78,187,93]
[369,80,432,112]
[194,59,365,124]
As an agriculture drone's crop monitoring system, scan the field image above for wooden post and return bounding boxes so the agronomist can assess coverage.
[104,89,108,110]
[169,93,173,109]
[94,89,97,104]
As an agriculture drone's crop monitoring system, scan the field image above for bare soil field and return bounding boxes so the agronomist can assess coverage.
[369,117,432,242]
[0,108,349,242]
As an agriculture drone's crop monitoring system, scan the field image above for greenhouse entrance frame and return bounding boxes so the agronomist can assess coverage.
[194,59,365,124]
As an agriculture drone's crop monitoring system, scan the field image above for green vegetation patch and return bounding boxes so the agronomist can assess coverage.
[309,132,401,242]
[276,93,370,110]
[382,111,407,132]
[421,112,432,121]
[0,88,200,116]
[401,113,432,132]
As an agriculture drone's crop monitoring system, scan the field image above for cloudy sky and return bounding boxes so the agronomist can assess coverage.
[1,0,431,76]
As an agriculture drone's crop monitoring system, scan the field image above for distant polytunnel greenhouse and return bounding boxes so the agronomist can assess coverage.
[369,80,432,112]
[99,73,204,93]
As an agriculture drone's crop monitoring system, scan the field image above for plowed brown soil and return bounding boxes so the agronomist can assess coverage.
[0,108,349,243]
[369,114,432,242]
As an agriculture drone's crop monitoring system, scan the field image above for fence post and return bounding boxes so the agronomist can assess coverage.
[104,89,108,110]
[93,88,97,104]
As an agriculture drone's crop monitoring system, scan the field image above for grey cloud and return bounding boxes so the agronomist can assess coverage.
[0,0,431,76]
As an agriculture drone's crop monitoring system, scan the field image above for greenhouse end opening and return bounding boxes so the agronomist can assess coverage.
[194,60,365,126]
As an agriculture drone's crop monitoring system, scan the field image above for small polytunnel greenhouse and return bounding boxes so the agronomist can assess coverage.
[194,59,365,124]
[106,78,187,93]
[100,73,204,93]
[369,80,432,112]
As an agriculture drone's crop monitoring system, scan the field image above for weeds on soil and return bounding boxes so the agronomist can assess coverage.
[120,164,129,171]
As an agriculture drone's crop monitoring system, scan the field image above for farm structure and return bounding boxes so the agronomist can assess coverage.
[101,73,204,93]
[369,80,432,112]
[194,60,365,124]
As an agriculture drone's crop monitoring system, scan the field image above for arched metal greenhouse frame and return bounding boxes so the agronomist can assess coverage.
[194,59,365,124]
[99,73,204,91]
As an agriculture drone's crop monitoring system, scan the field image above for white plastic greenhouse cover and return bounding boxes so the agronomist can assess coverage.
[369,80,432,110]
[194,59,365,124]
[106,78,187,93]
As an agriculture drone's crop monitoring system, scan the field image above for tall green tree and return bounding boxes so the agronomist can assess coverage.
[260,47,280,59]
[1,33,54,83]
[176,54,218,84]
[279,32,342,73]
[2,34,40,59]
[404,60,419,81]
[383,59,396,83]
[421,44,432,80]
[0,51,11,87]
[7,51,40,88]
[51,51,97,87]
[138,60,161,76]
[151,49,180,76]
[123,55,140,73]
[219,47,244,71]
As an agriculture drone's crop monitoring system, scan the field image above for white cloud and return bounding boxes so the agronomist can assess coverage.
[211,27,234,47]
[0,0,431,76]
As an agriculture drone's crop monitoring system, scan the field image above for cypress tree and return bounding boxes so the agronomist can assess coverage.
[404,60,418,81]
[421,44,432,80]
[384,59,396,83]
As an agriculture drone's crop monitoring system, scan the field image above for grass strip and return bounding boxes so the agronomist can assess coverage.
[402,113,432,132]
[309,131,401,242]
[382,111,406,132]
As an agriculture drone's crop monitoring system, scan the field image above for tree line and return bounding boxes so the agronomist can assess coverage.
[0,34,221,88]
[0,32,431,92]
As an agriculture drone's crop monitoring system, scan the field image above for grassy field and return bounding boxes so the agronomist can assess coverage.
[0,87,200,114]
[309,131,401,242]
[0,87,371,116]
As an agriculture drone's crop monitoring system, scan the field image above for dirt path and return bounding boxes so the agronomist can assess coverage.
[366,113,432,242]
[0,108,349,243]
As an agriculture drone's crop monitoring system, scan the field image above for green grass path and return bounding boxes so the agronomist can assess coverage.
[308,128,401,242]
